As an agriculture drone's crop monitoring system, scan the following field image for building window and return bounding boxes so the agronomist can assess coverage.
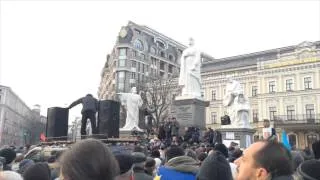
[304,77,312,89]
[160,61,165,70]
[211,90,216,101]
[131,60,136,68]
[160,71,165,77]
[142,64,145,73]
[157,41,165,49]
[119,48,127,57]
[150,47,156,54]
[119,59,126,67]
[253,109,258,122]
[160,51,166,58]
[134,39,144,51]
[269,107,277,121]
[287,105,295,121]
[131,72,136,79]
[141,54,145,60]
[269,81,276,93]
[118,83,124,91]
[134,29,141,34]
[151,57,157,66]
[252,86,257,97]
[286,79,293,91]
[132,50,137,57]
[211,112,217,124]
[168,54,174,61]
[288,134,297,148]
[306,104,315,120]
[168,65,173,73]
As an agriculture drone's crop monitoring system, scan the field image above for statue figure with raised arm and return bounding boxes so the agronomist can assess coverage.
[117,87,143,131]
[223,76,250,128]
[178,38,202,99]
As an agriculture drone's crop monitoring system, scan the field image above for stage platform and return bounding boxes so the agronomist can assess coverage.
[41,134,139,146]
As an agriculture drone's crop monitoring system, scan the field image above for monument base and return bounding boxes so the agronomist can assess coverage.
[171,98,209,134]
[218,128,256,149]
[119,130,132,138]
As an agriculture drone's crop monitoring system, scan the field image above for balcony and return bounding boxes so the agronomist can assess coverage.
[271,114,320,129]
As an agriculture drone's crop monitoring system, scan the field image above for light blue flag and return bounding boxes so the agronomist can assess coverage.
[281,130,291,151]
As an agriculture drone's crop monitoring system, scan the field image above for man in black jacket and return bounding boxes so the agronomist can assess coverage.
[68,94,99,138]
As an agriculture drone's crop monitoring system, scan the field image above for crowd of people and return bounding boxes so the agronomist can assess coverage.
[0,129,320,180]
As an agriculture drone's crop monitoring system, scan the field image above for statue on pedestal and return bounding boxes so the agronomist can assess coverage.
[223,77,250,128]
[178,38,202,99]
[117,87,143,131]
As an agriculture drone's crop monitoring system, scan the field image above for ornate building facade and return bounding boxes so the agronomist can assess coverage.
[98,21,187,99]
[202,41,320,149]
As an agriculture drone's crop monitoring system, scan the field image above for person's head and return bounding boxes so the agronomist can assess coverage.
[234,141,293,180]
[312,140,320,159]
[0,148,16,165]
[197,152,208,163]
[197,151,233,180]
[213,143,228,159]
[114,153,134,180]
[23,162,51,180]
[151,150,160,158]
[291,151,305,171]
[131,152,146,169]
[263,119,270,128]
[229,149,243,163]
[86,94,93,97]
[60,139,119,180]
[145,157,156,175]
[185,149,197,160]
[19,159,35,175]
[165,145,185,162]
[295,159,320,180]
[0,171,23,180]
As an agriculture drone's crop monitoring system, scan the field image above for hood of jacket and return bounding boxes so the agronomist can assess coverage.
[165,156,199,174]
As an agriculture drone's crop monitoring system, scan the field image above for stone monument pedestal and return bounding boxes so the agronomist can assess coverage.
[171,98,209,134]
[218,128,256,149]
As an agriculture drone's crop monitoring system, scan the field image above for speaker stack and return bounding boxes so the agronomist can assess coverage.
[98,100,120,138]
[46,107,69,140]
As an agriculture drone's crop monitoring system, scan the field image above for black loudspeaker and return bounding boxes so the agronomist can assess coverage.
[221,115,231,125]
[98,100,120,138]
[46,107,69,139]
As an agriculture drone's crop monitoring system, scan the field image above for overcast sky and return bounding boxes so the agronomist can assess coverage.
[0,0,319,120]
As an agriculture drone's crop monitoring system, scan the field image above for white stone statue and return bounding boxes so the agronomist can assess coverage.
[223,77,250,128]
[178,38,202,99]
[117,87,143,131]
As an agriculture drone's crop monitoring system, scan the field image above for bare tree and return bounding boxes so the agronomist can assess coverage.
[138,75,178,128]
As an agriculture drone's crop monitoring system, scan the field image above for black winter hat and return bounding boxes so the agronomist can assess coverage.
[23,162,51,180]
[296,160,320,180]
[115,153,134,174]
[131,152,146,163]
[213,143,229,158]
[0,148,16,164]
[197,151,233,180]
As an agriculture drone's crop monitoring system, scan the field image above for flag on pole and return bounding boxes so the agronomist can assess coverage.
[281,130,291,151]
[40,133,46,142]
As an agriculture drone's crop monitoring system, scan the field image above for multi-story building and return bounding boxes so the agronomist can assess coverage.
[98,21,187,100]
[202,41,320,149]
[0,85,46,146]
